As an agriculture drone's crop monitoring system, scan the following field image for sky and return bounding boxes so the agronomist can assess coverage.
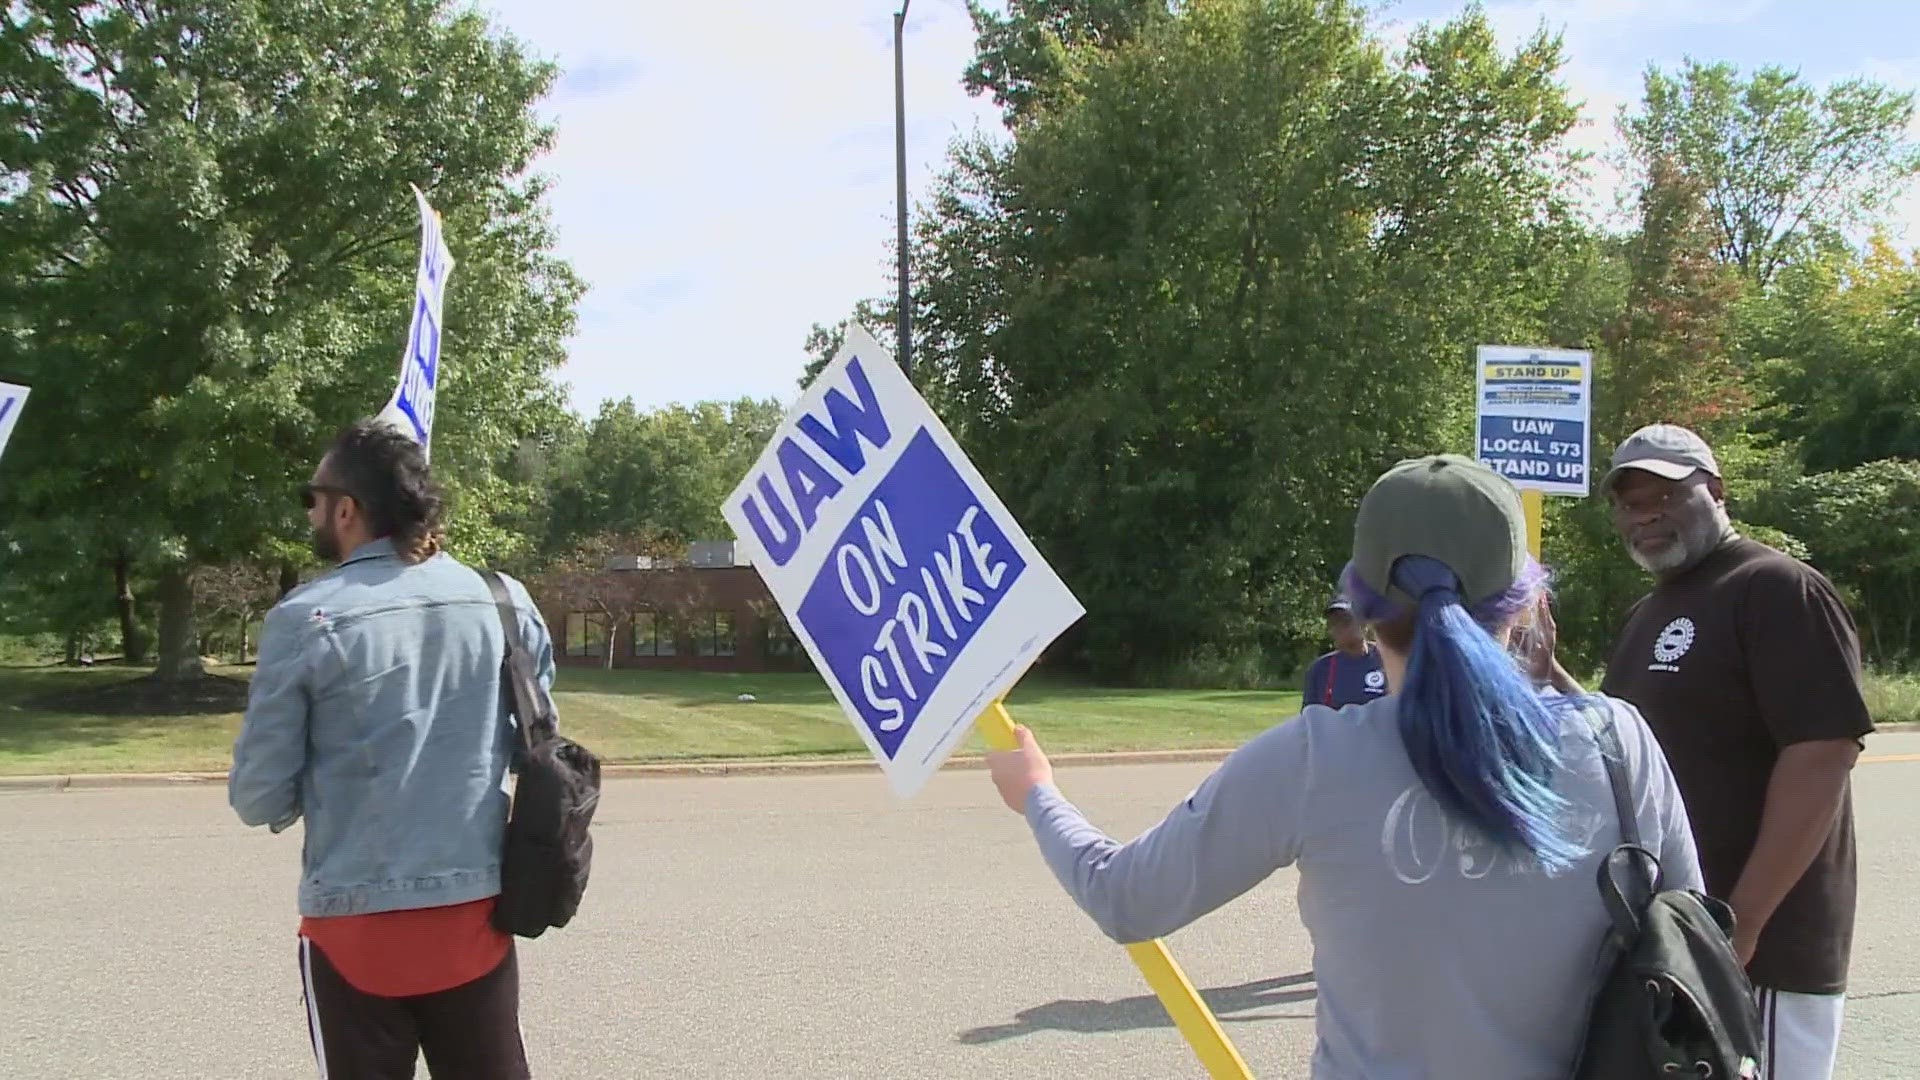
[474,0,1920,419]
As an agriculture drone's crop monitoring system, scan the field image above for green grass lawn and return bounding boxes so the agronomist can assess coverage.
[0,663,1302,777]
[6,661,1914,779]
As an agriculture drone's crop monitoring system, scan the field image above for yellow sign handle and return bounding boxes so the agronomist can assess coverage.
[977,700,1257,1079]
[1521,489,1544,559]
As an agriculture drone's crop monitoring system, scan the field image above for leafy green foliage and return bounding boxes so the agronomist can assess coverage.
[962,0,1169,126]
[1754,460,1920,660]
[1620,59,1920,285]
[1744,237,1920,472]
[8,0,1920,697]
[1603,157,1749,440]
[0,0,581,678]
[540,398,787,552]
[908,0,1589,674]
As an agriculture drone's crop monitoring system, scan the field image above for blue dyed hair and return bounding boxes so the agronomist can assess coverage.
[1341,554,1585,872]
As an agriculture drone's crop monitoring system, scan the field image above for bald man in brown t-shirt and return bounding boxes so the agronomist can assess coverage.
[1596,425,1873,1080]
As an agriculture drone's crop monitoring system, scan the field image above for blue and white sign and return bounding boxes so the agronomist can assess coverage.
[0,381,27,463]
[375,186,455,461]
[722,325,1085,797]
[1475,345,1592,497]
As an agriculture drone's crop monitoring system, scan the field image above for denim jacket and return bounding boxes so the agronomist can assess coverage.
[228,539,557,918]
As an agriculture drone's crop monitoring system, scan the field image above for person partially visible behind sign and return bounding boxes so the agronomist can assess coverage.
[986,454,1703,1079]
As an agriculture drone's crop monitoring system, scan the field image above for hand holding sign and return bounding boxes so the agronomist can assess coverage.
[720,326,1252,1078]
[721,324,1083,796]
[984,722,1054,811]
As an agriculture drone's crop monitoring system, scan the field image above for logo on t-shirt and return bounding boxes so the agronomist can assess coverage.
[1363,669,1386,693]
[1650,617,1696,671]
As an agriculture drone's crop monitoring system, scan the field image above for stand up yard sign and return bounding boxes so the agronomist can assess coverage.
[1474,344,1593,556]
[721,325,1083,797]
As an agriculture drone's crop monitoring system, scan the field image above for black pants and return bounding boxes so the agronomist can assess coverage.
[299,937,531,1079]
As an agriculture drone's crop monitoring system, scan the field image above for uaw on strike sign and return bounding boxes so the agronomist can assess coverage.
[722,326,1085,797]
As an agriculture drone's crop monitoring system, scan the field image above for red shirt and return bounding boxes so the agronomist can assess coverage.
[300,898,510,998]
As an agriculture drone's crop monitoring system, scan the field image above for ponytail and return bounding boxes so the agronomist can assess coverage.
[396,527,444,565]
[1346,555,1582,871]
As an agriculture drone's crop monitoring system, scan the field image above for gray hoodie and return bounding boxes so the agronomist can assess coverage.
[1023,692,1701,1080]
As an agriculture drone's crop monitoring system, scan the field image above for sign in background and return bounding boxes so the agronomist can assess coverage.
[721,325,1085,797]
[375,186,455,460]
[0,382,28,463]
[1474,344,1592,497]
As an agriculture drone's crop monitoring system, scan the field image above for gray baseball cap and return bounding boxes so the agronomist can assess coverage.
[1324,594,1353,615]
[1600,424,1721,495]
[1350,454,1527,607]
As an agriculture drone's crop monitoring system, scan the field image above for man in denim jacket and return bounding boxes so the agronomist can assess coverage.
[230,419,555,1079]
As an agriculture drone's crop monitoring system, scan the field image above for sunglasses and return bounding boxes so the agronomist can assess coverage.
[301,482,356,510]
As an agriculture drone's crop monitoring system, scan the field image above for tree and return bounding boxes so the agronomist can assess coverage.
[962,0,1170,126]
[1745,236,1920,472]
[0,0,582,683]
[909,0,1589,676]
[0,533,120,665]
[191,562,279,662]
[799,298,886,388]
[541,397,786,551]
[1758,460,1920,661]
[1620,60,1920,285]
[1602,156,1749,439]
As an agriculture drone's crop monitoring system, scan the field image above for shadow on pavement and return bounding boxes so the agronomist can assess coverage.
[957,971,1317,1045]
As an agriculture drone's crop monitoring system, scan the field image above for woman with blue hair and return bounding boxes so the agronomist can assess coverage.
[986,454,1704,1078]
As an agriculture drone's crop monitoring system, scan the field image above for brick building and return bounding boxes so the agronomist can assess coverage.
[534,540,808,673]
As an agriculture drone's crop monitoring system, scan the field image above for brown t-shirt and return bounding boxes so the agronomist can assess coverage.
[1601,536,1874,994]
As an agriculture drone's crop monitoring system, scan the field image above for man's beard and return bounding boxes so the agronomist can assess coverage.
[311,522,343,563]
[1627,510,1725,575]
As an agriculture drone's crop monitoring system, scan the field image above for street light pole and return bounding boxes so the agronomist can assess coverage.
[893,0,913,378]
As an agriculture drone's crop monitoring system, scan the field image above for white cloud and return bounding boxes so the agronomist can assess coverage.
[478,0,1002,415]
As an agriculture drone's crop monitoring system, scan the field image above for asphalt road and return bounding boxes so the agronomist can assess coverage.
[3,731,1917,1079]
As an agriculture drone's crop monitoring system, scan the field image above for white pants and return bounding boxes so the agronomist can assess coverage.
[1757,986,1846,1080]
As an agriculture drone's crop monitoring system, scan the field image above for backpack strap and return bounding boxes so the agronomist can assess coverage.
[1590,702,1661,934]
[1593,705,1641,849]
[480,568,554,755]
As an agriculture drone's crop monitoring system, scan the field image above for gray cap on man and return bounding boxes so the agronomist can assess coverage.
[1600,424,1721,495]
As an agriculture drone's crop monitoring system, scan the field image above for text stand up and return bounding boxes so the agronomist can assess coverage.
[1474,343,1593,561]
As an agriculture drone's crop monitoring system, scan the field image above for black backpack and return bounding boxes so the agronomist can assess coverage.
[481,569,602,939]
[1571,713,1766,1079]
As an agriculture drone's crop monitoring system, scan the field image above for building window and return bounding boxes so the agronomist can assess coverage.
[565,612,608,658]
[632,611,677,657]
[694,611,736,657]
[763,613,801,659]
